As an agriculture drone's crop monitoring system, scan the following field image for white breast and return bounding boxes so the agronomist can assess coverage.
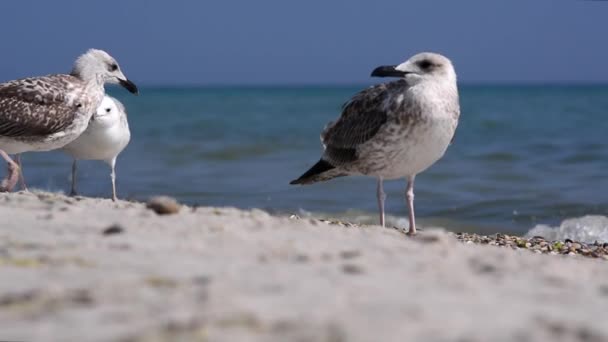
[366,115,455,180]
[63,123,130,163]
[62,97,130,164]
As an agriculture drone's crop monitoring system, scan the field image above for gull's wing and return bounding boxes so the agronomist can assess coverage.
[291,80,409,185]
[320,81,407,165]
[0,75,81,137]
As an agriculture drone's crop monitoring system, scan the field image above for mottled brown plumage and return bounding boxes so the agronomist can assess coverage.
[320,81,407,165]
[0,75,85,137]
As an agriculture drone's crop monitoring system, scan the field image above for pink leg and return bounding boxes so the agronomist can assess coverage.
[406,175,416,236]
[376,177,386,227]
[110,157,117,202]
[15,154,28,192]
[0,150,19,192]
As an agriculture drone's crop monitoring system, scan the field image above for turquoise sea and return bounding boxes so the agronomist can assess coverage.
[17,85,608,236]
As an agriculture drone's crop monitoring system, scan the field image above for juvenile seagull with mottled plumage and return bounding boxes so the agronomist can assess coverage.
[290,52,460,235]
[0,49,138,192]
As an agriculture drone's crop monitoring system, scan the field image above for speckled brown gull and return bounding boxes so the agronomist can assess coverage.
[291,52,460,235]
[0,49,138,192]
[62,96,131,201]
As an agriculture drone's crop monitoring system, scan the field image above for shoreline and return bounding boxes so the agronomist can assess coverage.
[1,191,608,341]
[288,215,608,261]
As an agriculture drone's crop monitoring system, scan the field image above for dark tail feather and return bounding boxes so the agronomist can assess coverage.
[290,159,346,185]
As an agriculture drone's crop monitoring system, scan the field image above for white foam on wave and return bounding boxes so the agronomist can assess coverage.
[525,215,608,243]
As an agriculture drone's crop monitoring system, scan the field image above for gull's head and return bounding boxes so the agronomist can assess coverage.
[371,52,456,86]
[72,49,138,95]
[91,96,125,127]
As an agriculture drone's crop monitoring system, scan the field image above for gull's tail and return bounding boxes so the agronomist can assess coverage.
[290,159,347,185]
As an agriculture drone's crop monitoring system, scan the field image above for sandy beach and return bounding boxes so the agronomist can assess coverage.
[0,191,606,342]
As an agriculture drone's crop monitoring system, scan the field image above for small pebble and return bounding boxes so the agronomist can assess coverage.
[294,254,309,263]
[342,264,364,275]
[146,196,181,215]
[340,250,361,259]
[102,224,125,236]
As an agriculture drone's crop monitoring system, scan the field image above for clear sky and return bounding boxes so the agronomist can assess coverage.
[0,0,606,85]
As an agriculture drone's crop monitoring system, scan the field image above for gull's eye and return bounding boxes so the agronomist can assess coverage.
[108,63,118,72]
[418,60,433,69]
[106,108,111,113]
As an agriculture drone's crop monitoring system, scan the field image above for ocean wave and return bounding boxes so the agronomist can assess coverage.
[525,216,608,243]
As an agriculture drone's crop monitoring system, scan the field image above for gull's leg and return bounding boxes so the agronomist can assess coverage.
[69,160,78,196]
[109,157,117,202]
[406,175,416,236]
[377,177,386,227]
[0,150,19,192]
[15,154,28,192]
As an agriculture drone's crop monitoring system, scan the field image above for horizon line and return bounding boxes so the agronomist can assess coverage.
[108,80,608,89]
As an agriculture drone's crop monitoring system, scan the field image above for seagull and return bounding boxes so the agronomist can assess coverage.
[0,49,138,192]
[62,96,131,201]
[290,52,460,235]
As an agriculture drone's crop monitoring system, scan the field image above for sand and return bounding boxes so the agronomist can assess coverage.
[1,191,607,342]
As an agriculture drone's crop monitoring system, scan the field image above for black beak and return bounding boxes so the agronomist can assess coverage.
[119,78,139,95]
[370,65,408,78]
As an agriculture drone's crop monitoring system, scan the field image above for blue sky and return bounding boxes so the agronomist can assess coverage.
[0,1,607,85]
